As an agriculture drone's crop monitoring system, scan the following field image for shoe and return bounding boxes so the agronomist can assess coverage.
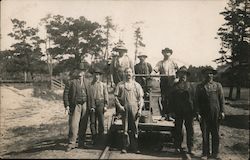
[121,149,127,154]
[159,116,165,121]
[167,116,175,121]
[135,150,141,154]
[66,146,75,152]
[175,148,181,153]
[211,154,221,160]
[201,155,208,160]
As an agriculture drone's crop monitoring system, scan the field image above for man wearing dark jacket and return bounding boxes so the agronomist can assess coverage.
[63,67,92,152]
[196,67,225,159]
[169,66,195,154]
[134,52,152,94]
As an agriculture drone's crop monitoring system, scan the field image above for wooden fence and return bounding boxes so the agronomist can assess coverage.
[51,77,65,90]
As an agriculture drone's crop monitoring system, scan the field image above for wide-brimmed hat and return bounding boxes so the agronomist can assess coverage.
[176,66,190,76]
[137,52,148,58]
[201,66,217,75]
[113,44,127,52]
[162,47,173,54]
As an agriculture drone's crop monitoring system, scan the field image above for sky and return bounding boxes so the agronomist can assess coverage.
[1,0,228,68]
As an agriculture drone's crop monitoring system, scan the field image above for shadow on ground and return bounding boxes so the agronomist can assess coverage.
[221,115,249,129]
[4,138,66,156]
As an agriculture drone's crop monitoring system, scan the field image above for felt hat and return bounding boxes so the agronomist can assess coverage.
[201,66,217,74]
[176,66,190,76]
[161,47,173,54]
[137,52,148,58]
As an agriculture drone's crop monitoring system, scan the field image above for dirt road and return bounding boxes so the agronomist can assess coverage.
[0,85,249,159]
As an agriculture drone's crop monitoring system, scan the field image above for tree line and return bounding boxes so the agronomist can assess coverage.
[0,0,249,99]
[0,15,146,81]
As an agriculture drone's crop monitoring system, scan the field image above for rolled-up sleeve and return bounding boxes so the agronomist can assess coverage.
[153,61,161,73]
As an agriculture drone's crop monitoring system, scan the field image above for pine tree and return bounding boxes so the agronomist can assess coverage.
[133,21,146,62]
[216,0,250,99]
[8,19,45,81]
[103,16,116,60]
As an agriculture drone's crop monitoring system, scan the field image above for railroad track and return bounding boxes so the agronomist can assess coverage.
[98,115,192,160]
[98,145,191,160]
[98,145,111,159]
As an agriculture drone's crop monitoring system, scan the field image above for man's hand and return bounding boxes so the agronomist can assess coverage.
[219,112,225,120]
[65,106,70,115]
[90,108,95,112]
[110,81,115,88]
[119,105,125,112]
[104,106,108,112]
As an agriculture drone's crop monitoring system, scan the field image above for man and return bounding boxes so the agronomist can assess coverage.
[114,67,144,154]
[169,66,195,155]
[63,67,91,152]
[110,42,134,86]
[89,68,109,144]
[196,66,225,159]
[154,47,178,120]
[134,52,153,95]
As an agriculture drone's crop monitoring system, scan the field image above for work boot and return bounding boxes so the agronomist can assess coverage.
[175,148,182,153]
[121,149,127,154]
[159,116,166,121]
[201,154,208,160]
[66,145,75,152]
[211,153,221,160]
[135,150,141,154]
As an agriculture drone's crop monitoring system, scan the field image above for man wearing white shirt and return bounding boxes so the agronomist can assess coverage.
[154,47,178,121]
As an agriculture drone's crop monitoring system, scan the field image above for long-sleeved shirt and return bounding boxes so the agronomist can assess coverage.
[90,81,109,107]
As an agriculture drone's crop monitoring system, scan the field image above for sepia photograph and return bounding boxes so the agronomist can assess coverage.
[0,0,249,159]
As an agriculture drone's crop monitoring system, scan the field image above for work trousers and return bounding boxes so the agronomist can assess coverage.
[160,76,175,116]
[121,103,139,151]
[90,100,105,137]
[68,103,89,147]
[174,113,194,149]
[200,113,220,156]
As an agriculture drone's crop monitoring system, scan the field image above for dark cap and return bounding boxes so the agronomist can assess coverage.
[201,66,217,75]
[176,66,190,76]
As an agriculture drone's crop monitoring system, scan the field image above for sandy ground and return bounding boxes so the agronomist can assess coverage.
[0,84,249,159]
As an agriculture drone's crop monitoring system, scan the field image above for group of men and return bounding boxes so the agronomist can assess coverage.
[63,42,225,160]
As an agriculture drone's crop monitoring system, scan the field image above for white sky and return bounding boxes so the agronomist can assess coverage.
[1,0,228,68]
